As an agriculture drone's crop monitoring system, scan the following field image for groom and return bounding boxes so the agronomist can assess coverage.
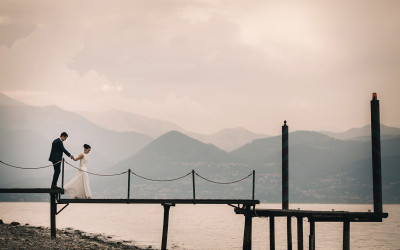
[49,132,74,188]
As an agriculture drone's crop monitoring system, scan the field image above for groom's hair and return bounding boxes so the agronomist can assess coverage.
[60,132,68,137]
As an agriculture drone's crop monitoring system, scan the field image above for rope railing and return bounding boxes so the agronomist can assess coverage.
[64,160,128,177]
[195,172,253,185]
[0,159,256,203]
[0,160,61,169]
[130,171,192,182]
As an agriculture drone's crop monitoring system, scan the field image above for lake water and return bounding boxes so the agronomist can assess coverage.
[0,203,399,249]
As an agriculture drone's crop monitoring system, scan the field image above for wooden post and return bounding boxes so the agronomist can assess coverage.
[287,217,293,250]
[252,170,255,202]
[127,169,131,203]
[282,120,292,250]
[243,205,252,250]
[192,170,196,204]
[370,93,383,213]
[309,220,315,250]
[297,217,303,250]
[343,221,350,250]
[161,204,174,250]
[270,216,275,250]
[61,158,65,190]
[50,193,56,238]
[282,120,289,209]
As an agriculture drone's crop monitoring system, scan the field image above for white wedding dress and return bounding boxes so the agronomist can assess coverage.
[64,153,92,199]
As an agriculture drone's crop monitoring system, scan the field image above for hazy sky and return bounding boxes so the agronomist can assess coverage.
[1,0,399,135]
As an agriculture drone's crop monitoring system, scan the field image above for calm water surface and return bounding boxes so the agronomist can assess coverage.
[0,203,399,249]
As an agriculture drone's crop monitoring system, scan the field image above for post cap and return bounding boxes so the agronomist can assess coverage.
[372,92,377,100]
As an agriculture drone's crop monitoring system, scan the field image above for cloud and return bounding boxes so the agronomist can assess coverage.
[0,0,399,134]
[78,70,123,92]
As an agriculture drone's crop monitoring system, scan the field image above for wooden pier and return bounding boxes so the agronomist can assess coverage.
[0,93,390,249]
[235,208,388,249]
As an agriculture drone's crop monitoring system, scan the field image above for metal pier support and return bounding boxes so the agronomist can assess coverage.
[287,217,292,250]
[282,120,292,250]
[161,203,175,250]
[243,205,253,250]
[50,193,57,238]
[270,216,275,250]
[297,216,303,250]
[309,220,315,250]
[370,93,382,213]
[343,221,350,250]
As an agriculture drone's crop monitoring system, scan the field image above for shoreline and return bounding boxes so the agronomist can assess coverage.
[0,219,151,249]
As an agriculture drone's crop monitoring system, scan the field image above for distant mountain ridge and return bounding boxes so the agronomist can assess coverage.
[320,124,400,140]
[82,109,185,138]
[81,109,269,151]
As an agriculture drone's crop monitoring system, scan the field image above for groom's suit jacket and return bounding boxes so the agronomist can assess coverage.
[49,138,71,163]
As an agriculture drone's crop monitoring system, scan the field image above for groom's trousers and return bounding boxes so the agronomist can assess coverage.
[51,161,61,187]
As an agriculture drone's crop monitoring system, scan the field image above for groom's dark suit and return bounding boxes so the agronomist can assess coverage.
[49,138,71,187]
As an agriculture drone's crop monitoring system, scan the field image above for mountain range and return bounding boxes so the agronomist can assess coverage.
[82,109,269,151]
[0,93,399,203]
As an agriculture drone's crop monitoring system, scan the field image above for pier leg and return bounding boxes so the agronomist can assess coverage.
[309,220,315,250]
[50,193,56,238]
[343,221,350,250]
[270,216,275,250]
[161,204,173,250]
[287,216,292,250]
[297,217,303,250]
[370,93,383,213]
[243,206,252,250]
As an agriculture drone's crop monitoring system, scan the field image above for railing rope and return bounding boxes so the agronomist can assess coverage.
[195,172,253,185]
[64,161,128,176]
[130,171,191,182]
[0,160,61,169]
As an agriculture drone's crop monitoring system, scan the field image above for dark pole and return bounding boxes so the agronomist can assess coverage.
[270,216,275,250]
[192,170,196,204]
[282,120,289,209]
[283,121,292,250]
[127,169,131,203]
[252,170,255,202]
[297,217,303,250]
[309,220,315,250]
[343,220,350,250]
[50,193,56,238]
[371,92,383,213]
[243,205,252,250]
[161,204,173,250]
[62,158,65,190]
[288,217,292,250]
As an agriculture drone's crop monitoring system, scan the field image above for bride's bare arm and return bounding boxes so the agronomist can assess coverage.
[73,153,84,161]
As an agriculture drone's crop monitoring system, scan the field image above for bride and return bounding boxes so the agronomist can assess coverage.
[64,144,93,199]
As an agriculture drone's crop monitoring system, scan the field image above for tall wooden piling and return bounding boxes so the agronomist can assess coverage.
[309,220,315,250]
[161,204,174,250]
[282,120,292,249]
[282,120,289,209]
[297,217,303,250]
[270,216,275,250]
[50,193,56,238]
[343,220,350,250]
[370,93,383,213]
[243,205,253,250]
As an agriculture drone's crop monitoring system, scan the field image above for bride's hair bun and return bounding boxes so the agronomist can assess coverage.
[83,144,91,149]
